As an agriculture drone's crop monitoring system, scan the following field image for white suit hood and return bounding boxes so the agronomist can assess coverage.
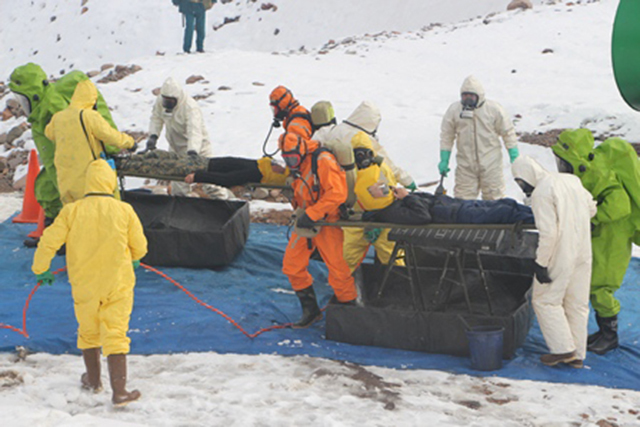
[314,101,413,187]
[161,77,186,106]
[512,155,550,188]
[344,101,381,134]
[460,75,486,107]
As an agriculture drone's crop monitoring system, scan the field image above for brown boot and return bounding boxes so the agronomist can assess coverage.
[107,354,141,407]
[540,351,578,366]
[81,348,103,393]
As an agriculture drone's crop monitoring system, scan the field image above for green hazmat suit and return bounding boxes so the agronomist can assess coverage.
[8,63,118,219]
[552,129,639,317]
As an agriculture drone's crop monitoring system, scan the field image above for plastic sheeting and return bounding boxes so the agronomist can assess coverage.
[1,219,639,390]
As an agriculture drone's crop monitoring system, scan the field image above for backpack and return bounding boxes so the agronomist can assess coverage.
[310,144,357,218]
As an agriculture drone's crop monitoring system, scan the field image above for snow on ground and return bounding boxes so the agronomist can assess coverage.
[2,0,640,425]
[1,350,640,427]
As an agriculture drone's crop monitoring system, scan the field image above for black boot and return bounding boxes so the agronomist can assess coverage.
[587,314,605,345]
[587,314,619,355]
[292,287,322,329]
[23,217,54,248]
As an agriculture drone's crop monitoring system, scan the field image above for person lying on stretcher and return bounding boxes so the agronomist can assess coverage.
[351,140,534,226]
[115,150,290,187]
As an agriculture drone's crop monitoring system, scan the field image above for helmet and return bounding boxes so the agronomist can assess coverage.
[269,86,298,120]
[279,132,307,170]
[311,100,336,130]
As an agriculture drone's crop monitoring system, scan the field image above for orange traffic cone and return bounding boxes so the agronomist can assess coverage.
[27,208,46,239]
[13,149,42,224]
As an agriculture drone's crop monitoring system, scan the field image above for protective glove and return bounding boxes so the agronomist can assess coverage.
[128,142,138,153]
[36,271,55,286]
[146,134,158,151]
[534,262,552,284]
[508,147,520,163]
[296,211,317,229]
[132,260,141,269]
[364,228,382,244]
[405,182,418,192]
[187,150,198,157]
[438,150,451,177]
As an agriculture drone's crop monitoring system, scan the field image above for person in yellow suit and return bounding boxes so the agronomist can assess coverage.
[45,80,135,205]
[32,159,148,407]
[343,131,403,271]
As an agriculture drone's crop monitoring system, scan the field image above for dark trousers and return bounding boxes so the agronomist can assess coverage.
[193,157,262,187]
[183,3,206,52]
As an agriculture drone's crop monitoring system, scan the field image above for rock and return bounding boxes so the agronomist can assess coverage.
[186,75,205,84]
[156,51,165,56]
[50,16,56,22]
[274,28,280,36]
[98,64,142,84]
[252,188,269,199]
[217,86,232,91]
[0,158,6,173]
[252,82,265,86]
[81,0,89,5]
[542,48,554,54]
[0,133,6,144]
[86,70,100,78]
[152,87,161,96]
[1,109,12,121]
[507,0,532,11]
[81,6,88,14]
[261,3,277,11]
[100,63,114,71]
[7,124,28,144]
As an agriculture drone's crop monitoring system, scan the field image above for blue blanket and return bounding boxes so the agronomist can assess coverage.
[1,218,638,390]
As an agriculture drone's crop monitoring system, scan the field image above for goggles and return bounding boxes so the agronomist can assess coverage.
[461,92,479,109]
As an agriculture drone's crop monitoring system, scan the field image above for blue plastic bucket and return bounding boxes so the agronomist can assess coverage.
[466,326,505,371]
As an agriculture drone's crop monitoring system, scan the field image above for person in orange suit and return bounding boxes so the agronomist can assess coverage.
[279,132,358,328]
[269,86,313,140]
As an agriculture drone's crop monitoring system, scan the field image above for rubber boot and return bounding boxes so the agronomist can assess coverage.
[107,354,141,407]
[292,286,322,329]
[587,315,619,355]
[81,348,103,393]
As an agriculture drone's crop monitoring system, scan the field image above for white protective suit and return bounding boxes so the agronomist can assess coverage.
[440,76,518,200]
[512,156,596,360]
[149,77,214,196]
[314,101,414,187]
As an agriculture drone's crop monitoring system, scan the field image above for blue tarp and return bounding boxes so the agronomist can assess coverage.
[1,217,639,390]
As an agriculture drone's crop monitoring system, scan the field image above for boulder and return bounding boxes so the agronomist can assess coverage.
[507,0,532,10]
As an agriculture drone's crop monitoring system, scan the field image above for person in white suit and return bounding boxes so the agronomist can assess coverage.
[512,155,596,368]
[146,77,213,196]
[439,75,519,200]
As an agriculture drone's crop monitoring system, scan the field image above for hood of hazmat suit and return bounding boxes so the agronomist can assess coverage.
[149,77,212,157]
[440,75,518,200]
[315,101,413,187]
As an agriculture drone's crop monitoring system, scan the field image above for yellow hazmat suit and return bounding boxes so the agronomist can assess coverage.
[343,132,402,271]
[32,160,148,356]
[45,80,134,205]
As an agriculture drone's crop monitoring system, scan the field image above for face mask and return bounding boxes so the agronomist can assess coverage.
[461,92,479,109]
[515,178,535,198]
[162,96,178,112]
[14,93,31,116]
[354,147,374,169]
[282,153,302,170]
[555,155,574,174]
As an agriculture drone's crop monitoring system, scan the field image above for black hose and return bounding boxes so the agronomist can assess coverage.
[262,121,281,158]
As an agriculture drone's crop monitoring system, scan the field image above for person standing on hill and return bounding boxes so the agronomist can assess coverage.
[439,75,519,200]
[174,0,216,54]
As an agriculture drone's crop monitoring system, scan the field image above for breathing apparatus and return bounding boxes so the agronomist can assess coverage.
[459,92,478,119]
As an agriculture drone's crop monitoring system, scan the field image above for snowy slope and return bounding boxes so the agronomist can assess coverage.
[0,0,544,78]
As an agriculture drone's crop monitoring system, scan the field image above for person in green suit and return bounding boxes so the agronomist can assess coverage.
[552,128,640,355]
[9,63,118,246]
